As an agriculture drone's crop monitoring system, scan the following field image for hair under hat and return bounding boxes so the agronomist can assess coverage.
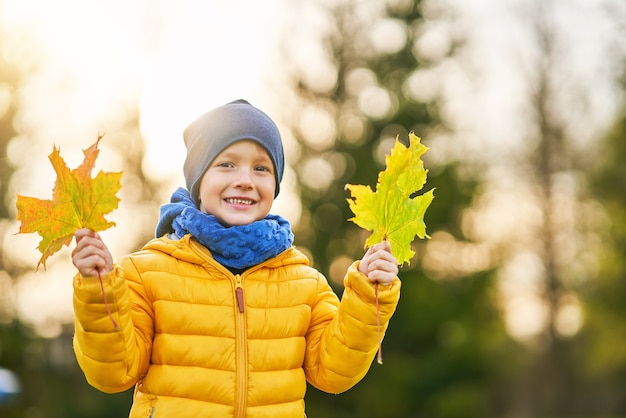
[183,99,285,205]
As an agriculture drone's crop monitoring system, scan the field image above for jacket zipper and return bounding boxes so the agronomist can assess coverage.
[188,239,288,417]
[234,274,247,418]
[235,275,245,313]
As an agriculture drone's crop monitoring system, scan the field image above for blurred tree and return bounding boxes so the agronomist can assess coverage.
[278,1,515,416]
[0,24,164,418]
[484,2,626,415]
[0,49,17,223]
[0,22,28,418]
[408,0,624,416]
[0,0,623,416]
[578,74,626,413]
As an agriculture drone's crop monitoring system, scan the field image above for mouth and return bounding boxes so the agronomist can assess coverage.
[224,198,255,206]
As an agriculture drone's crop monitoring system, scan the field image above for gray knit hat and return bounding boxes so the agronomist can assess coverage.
[183,99,284,204]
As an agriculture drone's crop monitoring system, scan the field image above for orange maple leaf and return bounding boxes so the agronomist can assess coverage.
[16,135,123,270]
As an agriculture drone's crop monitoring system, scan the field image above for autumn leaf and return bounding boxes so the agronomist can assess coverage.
[16,134,123,270]
[346,132,434,266]
[345,132,434,364]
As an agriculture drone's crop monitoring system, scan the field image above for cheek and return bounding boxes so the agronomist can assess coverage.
[265,182,277,197]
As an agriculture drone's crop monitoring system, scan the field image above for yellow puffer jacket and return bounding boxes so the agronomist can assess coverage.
[73,234,400,418]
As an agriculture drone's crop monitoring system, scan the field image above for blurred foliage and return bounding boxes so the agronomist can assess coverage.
[0,323,132,418]
[0,18,160,418]
[575,85,626,411]
[278,1,518,417]
[1,0,626,417]
[279,0,626,417]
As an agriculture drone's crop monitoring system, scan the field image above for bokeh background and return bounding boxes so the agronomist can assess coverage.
[1,0,626,417]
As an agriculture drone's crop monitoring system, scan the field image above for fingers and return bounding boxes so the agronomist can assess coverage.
[360,241,399,286]
[365,259,398,285]
[72,229,113,276]
[366,242,397,266]
[74,228,97,244]
[375,240,392,253]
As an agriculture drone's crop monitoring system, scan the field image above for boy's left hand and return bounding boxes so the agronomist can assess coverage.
[358,241,398,286]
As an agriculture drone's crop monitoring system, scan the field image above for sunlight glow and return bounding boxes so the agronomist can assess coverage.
[370,18,407,55]
[298,105,336,150]
[2,0,292,335]
[138,1,284,182]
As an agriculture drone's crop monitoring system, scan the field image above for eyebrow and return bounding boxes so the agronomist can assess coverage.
[216,149,272,163]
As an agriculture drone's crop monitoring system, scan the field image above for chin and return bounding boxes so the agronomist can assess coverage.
[221,217,257,227]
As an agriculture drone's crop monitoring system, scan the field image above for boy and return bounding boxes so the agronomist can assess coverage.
[71,99,400,417]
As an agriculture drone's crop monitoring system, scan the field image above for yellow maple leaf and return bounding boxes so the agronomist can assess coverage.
[16,134,123,270]
[345,132,434,265]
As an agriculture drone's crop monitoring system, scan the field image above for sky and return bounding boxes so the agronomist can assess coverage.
[1,0,292,336]
[1,0,287,181]
[418,0,624,159]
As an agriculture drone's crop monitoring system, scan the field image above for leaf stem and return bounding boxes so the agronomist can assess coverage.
[97,269,120,331]
[376,236,387,365]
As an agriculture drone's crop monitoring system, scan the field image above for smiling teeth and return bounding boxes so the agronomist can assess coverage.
[227,198,254,205]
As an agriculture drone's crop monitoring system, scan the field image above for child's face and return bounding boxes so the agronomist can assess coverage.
[198,140,276,226]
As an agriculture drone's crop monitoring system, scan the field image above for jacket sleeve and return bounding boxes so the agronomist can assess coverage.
[303,261,401,393]
[72,258,154,393]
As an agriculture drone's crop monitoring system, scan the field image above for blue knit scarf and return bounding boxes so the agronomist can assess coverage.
[156,188,294,271]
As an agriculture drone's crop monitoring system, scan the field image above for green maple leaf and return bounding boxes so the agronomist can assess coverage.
[16,134,123,270]
[345,132,434,265]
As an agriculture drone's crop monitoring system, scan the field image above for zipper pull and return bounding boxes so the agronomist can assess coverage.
[235,275,245,313]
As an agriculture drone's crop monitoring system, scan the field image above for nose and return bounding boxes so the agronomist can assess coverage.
[234,168,253,189]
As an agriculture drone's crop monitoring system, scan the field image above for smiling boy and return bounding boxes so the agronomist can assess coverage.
[71,99,401,417]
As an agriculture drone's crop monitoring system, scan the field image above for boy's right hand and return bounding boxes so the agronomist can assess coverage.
[72,228,113,277]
